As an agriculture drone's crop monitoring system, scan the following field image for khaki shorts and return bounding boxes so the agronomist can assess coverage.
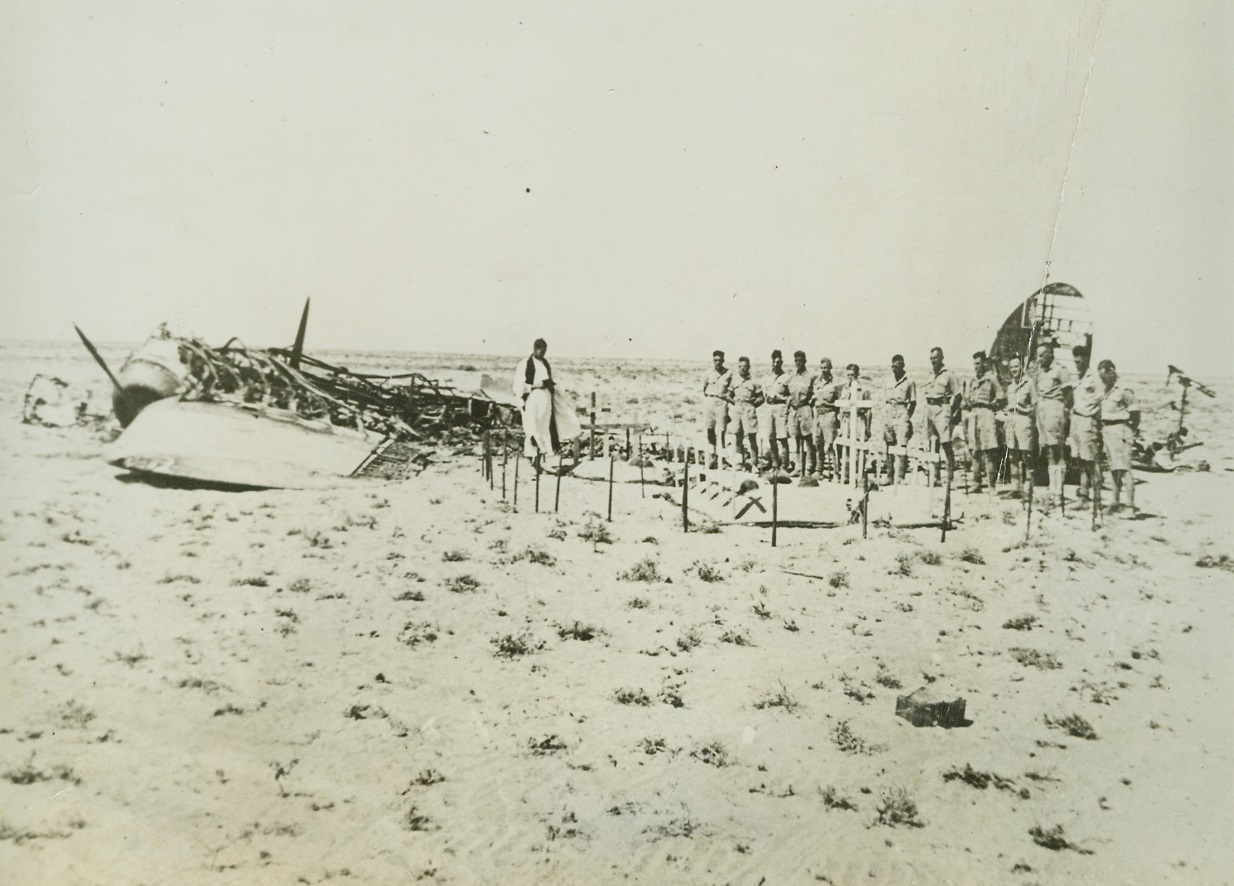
[1005,412,1037,452]
[1102,422,1132,471]
[815,409,839,448]
[766,404,789,440]
[787,405,814,437]
[703,397,728,432]
[925,404,954,445]
[732,402,758,437]
[967,407,999,451]
[882,407,912,448]
[1070,413,1099,462]
[1037,398,1067,446]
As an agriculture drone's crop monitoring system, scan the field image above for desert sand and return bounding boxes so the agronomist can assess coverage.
[2,340,1232,885]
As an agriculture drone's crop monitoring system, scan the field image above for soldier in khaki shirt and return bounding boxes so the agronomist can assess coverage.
[701,350,733,469]
[786,350,818,481]
[763,350,791,474]
[1098,359,1139,515]
[1070,346,1101,501]
[812,358,842,479]
[1033,341,1072,504]
[1003,355,1038,497]
[964,350,1006,493]
[881,354,916,485]
[727,357,764,471]
[920,347,962,485]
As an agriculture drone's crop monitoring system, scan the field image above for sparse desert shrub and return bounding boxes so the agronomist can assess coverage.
[513,546,556,566]
[1044,713,1098,740]
[752,601,772,619]
[637,737,667,755]
[895,553,914,576]
[820,785,858,811]
[578,512,612,546]
[614,688,652,706]
[754,681,800,713]
[1029,824,1093,854]
[441,549,470,562]
[942,764,1022,795]
[1010,648,1062,670]
[492,632,544,658]
[959,546,985,565]
[444,574,481,594]
[874,665,902,689]
[557,621,599,641]
[876,787,924,828]
[719,630,753,647]
[546,523,568,541]
[917,550,942,566]
[831,720,885,755]
[1195,553,1234,571]
[689,741,730,767]
[693,560,724,582]
[1003,614,1038,631]
[528,734,568,755]
[829,570,849,589]
[411,768,446,786]
[288,578,313,594]
[675,629,702,652]
[404,805,433,831]
[658,686,684,708]
[394,589,425,602]
[619,557,662,582]
[627,596,649,610]
[398,622,439,647]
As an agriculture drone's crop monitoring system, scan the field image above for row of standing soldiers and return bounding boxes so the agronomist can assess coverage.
[701,342,1140,514]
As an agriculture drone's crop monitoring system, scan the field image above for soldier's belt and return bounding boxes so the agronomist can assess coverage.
[926,397,949,405]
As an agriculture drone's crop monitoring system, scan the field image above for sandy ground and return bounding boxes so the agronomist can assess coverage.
[2,341,1233,885]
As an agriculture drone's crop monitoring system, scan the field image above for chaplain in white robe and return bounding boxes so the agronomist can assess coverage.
[512,338,581,461]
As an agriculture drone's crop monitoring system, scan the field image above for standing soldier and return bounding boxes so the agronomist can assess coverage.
[882,354,916,485]
[786,350,818,484]
[836,364,871,484]
[812,357,842,479]
[1098,360,1139,515]
[728,357,764,472]
[764,350,792,474]
[702,350,732,469]
[1070,346,1101,503]
[921,347,962,486]
[965,350,1006,492]
[1003,355,1038,497]
[1034,341,1072,506]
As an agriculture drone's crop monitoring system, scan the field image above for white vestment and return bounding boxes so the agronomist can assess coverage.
[512,356,581,457]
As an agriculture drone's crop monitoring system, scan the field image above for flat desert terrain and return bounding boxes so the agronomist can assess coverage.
[2,341,1232,885]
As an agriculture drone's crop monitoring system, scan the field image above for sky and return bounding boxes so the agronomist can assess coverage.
[2,1,1232,377]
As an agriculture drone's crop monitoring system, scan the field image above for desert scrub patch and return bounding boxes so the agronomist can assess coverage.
[613,688,653,706]
[441,549,470,562]
[689,741,730,767]
[1009,648,1062,670]
[829,570,849,589]
[692,560,724,582]
[637,737,668,755]
[2,757,81,786]
[491,632,545,658]
[754,681,801,713]
[719,630,754,647]
[557,621,599,641]
[288,578,313,594]
[578,512,612,546]
[958,546,986,565]
[1029,824,1093,854]
[875,787,924,828]
[512,546,556,566]
[942,764,1026,797]
[917,550,942,566]
[1195,553,1234,571]
[874,665,902,689]
[56,701,95,730]
[398,622,440,647]
[831,720,885,755]
[394,588,425,602]
[658,686,685,708]
[444,574,481,594]
[546,522,568,541]
[1003,614,1038,631]
[110,648,148,668]
[528,734,568,755]
[409,768,446,787]
[403,805,434,832]
[627,596,650,610]
[820,785,858,811]
[894,552,914,576]
[1044,713,1098,740]
[618,557,663,582]
[157,573,201,585]
[675,629,703,652]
